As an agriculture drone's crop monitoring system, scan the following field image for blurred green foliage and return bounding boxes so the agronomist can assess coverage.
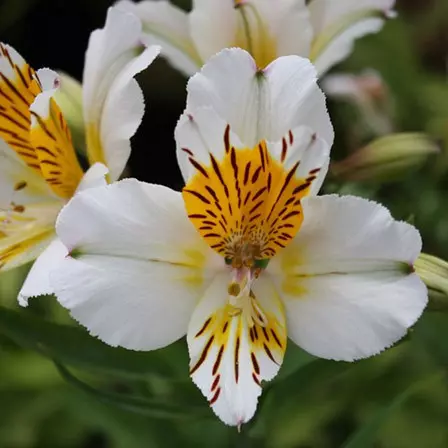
[1,0,448,447]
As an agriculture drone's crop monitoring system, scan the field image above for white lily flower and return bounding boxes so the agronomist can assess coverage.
[0,7,160,304]
[116,0,396,76]
[50,49,427,427]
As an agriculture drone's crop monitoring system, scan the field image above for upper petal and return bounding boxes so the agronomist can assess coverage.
[185,48,333,148]
[308,0,396,75]
[187,273,286,426]
[189,0,238,64]
[116,0,201,76]
[270,195,427,361]
[82,6,160,180]
[249,0,313,59]
[51,179,222,350]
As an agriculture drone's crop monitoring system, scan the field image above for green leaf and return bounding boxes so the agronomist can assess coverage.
[54,362,211,420]
[342,372,444,448]
[0,306,188,379]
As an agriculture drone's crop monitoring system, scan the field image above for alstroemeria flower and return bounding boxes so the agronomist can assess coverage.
[116,0,395,76]
[50,49,427,427]
[0,7,159,304]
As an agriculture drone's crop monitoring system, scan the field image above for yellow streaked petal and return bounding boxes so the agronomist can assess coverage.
[187,274,286,426]
[30,96,83,199]
[183,126,315,260]
[0,225,54,271]
[0,43,42,172]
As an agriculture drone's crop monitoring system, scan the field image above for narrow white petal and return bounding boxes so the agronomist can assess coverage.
[82,6,159,178]
[187,273,286,426]
[308,0,396,75]
[270,195,427,361]
[116,0,201,76]
[189,0,237,63]
[186,48,333,148]
[18,237,67,306]
[100,45,160,181]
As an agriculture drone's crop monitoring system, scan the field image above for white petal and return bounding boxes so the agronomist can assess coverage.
[187,273,286,426]
[75,163,108,193]
[100,45,159,181]
[18,237,67,306]
[186,48,333,148]
[55,179,219,267]
[189,0,237,63]
[52,179,222,350]
[82,6,159,179]
[116,0,201,76]
[250,0,313,58]
[308,0,396,75]
[270,194,427,361]
[51,254,204,350]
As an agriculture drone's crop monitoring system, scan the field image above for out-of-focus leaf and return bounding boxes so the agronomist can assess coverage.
[0,306,188,379]
[413,311,448,367]
[54,363,211,420]
[342,372,444,448]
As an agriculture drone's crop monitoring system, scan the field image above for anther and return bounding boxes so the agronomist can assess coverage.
[228,283,241,297]
[14,181,27,191]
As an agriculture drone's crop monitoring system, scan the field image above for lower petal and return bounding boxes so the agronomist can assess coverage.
[283,270,426,361]
[51,254,208,351]
[187,273,286,426]
[18,237,68,306]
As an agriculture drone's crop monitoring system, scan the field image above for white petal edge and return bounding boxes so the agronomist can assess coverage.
[18,237,68,306]
[116,0,201,76]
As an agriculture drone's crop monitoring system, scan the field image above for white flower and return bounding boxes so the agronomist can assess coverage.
[50,49,427,427]
[0,7,160,304]
[116,0,396,76]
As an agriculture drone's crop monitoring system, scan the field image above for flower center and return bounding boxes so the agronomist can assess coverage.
[226,262,269,327]
[183,126,318,262]
[233,1,277,68]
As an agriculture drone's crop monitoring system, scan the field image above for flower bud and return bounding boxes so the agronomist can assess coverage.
[331,133,440,182]
[53,72,85,153]
[415,253,448,311]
